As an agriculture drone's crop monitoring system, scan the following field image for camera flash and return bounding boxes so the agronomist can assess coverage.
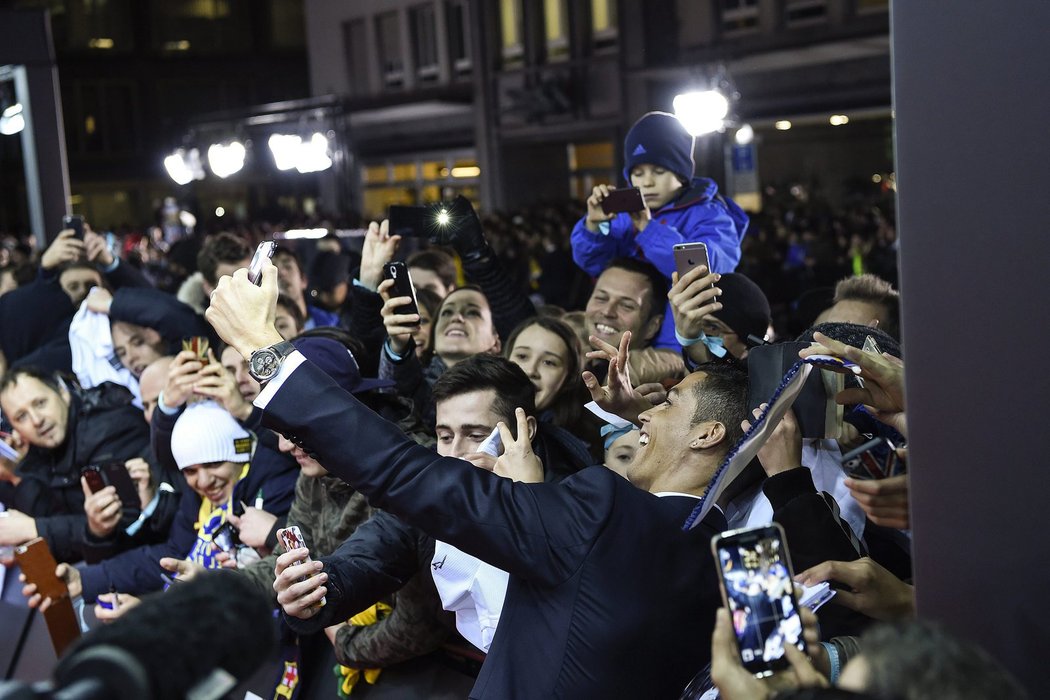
[436,209,450,226]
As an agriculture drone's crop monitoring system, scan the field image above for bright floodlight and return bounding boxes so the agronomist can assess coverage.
[0,103,25,136]
[673,90,730,136]
[208,141,246,178]
[734,123,754,145]
[268,134,301,171]
[164,148,203,185]
[295,133,332,173]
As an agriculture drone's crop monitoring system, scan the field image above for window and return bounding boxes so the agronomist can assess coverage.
[500,0,524,67]
[446,0,472,75]
[13,0,135,52]
[151,0,253,53]
[375,11,405,88]
[411,4,439,83]
[567,141,615,200]
[591,0,618,49]
[67,80,139,156]
[720,0,760,35]
[343,18,371,95]
[543,0,569,62]
[784,0,828,27]
[270,0,305,49]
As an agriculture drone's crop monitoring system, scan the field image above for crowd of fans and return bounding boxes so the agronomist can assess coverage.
[0,111,1027,700]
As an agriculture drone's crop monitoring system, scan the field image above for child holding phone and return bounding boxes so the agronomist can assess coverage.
[571,111,750,351]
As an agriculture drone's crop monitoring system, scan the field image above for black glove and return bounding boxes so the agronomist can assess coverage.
[428,195,490,263]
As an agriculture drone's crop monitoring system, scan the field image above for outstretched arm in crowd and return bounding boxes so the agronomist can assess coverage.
[668,266,723,365]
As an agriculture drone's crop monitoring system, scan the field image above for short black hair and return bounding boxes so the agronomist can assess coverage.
[603,257,669,322]
[273,245,304,275]
[275,293,306,332]
[688,363,749,452]
[0,365,67,398]
[431,354,536,426]
[198,232,251,286]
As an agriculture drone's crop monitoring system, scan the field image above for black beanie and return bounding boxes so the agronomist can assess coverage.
[309,251,350,292]
[623,111,695,182]
[712,273,771,341]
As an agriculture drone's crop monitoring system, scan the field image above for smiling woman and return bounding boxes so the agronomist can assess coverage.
[432,286,501,366]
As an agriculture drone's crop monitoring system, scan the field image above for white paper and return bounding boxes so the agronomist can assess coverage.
[584,401,636,429]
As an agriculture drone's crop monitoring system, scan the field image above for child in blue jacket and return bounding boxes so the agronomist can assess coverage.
[571,111,749,351]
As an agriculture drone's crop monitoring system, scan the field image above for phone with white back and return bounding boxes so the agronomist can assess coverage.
[711,523,806,678]
[247,241,276,285]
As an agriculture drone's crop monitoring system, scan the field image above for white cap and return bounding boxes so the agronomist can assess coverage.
[170,401,253,470]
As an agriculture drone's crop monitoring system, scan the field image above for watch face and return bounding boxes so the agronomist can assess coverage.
[251,350,278,378]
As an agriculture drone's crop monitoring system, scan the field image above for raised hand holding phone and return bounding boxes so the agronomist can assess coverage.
[275,526,326,614]
[247,241,276,285]
[378,277,420,356]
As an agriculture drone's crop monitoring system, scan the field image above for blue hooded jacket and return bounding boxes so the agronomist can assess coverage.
[571,177,749,350]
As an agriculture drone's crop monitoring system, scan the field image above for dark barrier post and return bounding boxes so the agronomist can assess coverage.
[892,1,1050,693]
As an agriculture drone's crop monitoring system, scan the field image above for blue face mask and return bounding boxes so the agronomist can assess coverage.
[701,334,728,358]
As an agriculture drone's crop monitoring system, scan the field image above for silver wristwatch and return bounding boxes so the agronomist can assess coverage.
[248,340,296,384]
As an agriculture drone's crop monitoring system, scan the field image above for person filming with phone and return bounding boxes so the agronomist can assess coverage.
[571,111,750,352]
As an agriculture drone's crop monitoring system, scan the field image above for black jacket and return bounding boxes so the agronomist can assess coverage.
[13,382,151,562]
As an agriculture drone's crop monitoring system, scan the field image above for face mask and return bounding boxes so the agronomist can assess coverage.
[701,334,728,358]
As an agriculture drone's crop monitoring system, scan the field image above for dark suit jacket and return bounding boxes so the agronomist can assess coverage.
[264,360,725,699]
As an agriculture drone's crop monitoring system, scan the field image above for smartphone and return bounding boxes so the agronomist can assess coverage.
[211,521,240,553]
[62,215,84,240]
[383,261,421,327]
[600,187,646,215]
[247,241,276,285]
[711,523,806,678]
[840,436,901,480]
[388,205,431,238]
[673,242,713,282]
[80,466,106,494]
[181,336,211,365]
[477,426,502,457]
[277,526,326,607]
[15,538,68,602]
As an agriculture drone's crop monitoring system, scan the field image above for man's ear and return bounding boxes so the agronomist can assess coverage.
[490,330,502,355]
[526,415,538,443]
[688,421,726,451]
[641,314,662,345]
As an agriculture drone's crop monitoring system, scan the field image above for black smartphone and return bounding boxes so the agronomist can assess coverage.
[388,205,431,238]
[62,215,84,240]
[211,521,240,553]
[673,242,712,281]
[384,261,421,327]
[247,241,276,285]
[96,462,143,514]
[600,187,646,214]
[711,523,806,678]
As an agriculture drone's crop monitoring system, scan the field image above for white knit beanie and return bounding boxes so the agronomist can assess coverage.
[170,401,253,470]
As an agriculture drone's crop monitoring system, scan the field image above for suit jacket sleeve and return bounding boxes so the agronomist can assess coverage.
[263,361,612,587]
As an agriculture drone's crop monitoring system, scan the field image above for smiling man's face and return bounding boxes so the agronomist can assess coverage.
[585,267,660,350]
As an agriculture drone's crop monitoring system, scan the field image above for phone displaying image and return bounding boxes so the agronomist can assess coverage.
[62,215,84,240]
[600,187,646,215]
[711,523,806,678]
[277,526,326,607]
[247,241,276,285]
[384,261,421,327]
[211,521,240,553]
[673,242,712,281]
[181,336,211,365]
[840,436,902,480]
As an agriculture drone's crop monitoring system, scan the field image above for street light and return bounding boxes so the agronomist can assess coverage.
[163,148,204,185]
[0,103,24,136]
[207,140,246,178]
[673,90,730,136]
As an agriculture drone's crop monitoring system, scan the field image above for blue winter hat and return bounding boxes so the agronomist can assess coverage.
[623,111,695,182]
[291,336,395,394]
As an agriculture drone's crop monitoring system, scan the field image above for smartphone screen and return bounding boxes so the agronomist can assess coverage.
[384,262,421,327]
[278,526,325,606]
[600,187,645,215]
[247,241,276,285]
[62,215,84,240]
[212,521,239,553]
[712,524,805,677]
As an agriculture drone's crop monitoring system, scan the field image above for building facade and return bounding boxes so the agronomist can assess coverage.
[305,0,892,218]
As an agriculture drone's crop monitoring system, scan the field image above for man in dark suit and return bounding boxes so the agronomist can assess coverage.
[205,259,750,699]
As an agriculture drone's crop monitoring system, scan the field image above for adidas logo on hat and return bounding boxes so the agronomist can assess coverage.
[632,144,647,156]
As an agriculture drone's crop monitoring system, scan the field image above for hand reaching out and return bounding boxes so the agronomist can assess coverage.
[742,405,802,477]
[796,557,915,621]
[358,220,401,292]
[491,408,543,483]
[581,331,651,427]
[378,278,420,356]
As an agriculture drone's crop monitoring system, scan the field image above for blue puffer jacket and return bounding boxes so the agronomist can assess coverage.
[571,177,749,350]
